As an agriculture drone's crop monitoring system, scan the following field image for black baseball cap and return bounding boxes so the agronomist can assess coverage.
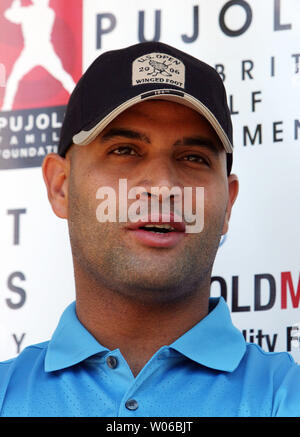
[58,41,233,174]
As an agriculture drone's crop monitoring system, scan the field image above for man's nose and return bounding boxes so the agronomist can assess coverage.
[135,157,183,200]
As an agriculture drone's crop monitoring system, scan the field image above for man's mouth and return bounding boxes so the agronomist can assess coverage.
[126,214,186,232]
[138,224,177,234]
[125,215,186,248]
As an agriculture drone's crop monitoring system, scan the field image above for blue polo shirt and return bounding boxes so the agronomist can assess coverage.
[0,297,299,417]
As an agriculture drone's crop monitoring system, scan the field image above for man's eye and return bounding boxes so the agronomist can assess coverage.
[110,146,137,156]
[182,155,208,164]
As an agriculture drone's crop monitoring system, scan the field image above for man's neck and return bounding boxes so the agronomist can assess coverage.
[74,269,210,377]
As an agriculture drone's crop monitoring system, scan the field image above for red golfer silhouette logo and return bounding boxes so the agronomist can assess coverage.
[1,0,81,111]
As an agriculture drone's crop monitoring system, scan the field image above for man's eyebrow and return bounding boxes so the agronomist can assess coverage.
[100,128,151,143]
[173,137,221,156]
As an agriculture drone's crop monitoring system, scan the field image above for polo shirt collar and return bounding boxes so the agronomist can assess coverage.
[170,297,246,372]
[45,297,246,373]
[44,302,109,372]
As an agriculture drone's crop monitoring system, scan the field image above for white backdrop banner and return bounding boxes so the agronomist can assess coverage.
[0,0,299,362]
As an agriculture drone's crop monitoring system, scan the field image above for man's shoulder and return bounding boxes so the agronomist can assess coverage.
[245,342,300,368]
[241,342,300,416]
[0,341,49,376]
[239,342,300,392]
[243,341,298,375]
[0,342,50,416]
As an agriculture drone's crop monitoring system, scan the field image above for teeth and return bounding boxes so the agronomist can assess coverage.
[143,224,175,231]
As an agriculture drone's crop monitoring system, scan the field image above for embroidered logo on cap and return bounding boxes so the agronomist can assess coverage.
[132,52,185,89]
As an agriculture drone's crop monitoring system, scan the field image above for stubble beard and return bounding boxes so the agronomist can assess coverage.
[67,180,225,305]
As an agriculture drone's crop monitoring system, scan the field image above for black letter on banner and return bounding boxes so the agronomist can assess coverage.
[219,0,252,37]
[294,120,300,140]
[6,272,26,309]
[96,13,117,49]
[242,60,254,80]
[254,274,276,311]
[12,333,26,354]
[182,5,199,43]
[251,91,262,112]
[243,124,262,146]
[215,64,225,81]
[232,276,250,312]
[286,326,300,352]
[138,10,161,42]
[229,95,239,114]
[291,54,300,73]
[270,56,275,76]
[210,276,227,301]
[7,208,26,245]
[273,121,283,142]
[274,0,292,31]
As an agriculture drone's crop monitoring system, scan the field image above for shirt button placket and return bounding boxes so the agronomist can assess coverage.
[125,399,139,411]
[106,355,118,369]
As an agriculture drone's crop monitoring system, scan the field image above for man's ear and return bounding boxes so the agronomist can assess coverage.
[222,173,239,235]
[42,153,70,219]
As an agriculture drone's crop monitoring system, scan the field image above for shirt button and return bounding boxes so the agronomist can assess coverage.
[125,399,139,411]
[106,355,118,369]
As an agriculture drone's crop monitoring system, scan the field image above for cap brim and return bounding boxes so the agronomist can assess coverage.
[72,89,233,154]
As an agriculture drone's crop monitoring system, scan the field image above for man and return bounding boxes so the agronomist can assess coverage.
[0,42,299,417]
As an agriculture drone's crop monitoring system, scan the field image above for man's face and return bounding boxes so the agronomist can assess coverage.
[65,100,237,304]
